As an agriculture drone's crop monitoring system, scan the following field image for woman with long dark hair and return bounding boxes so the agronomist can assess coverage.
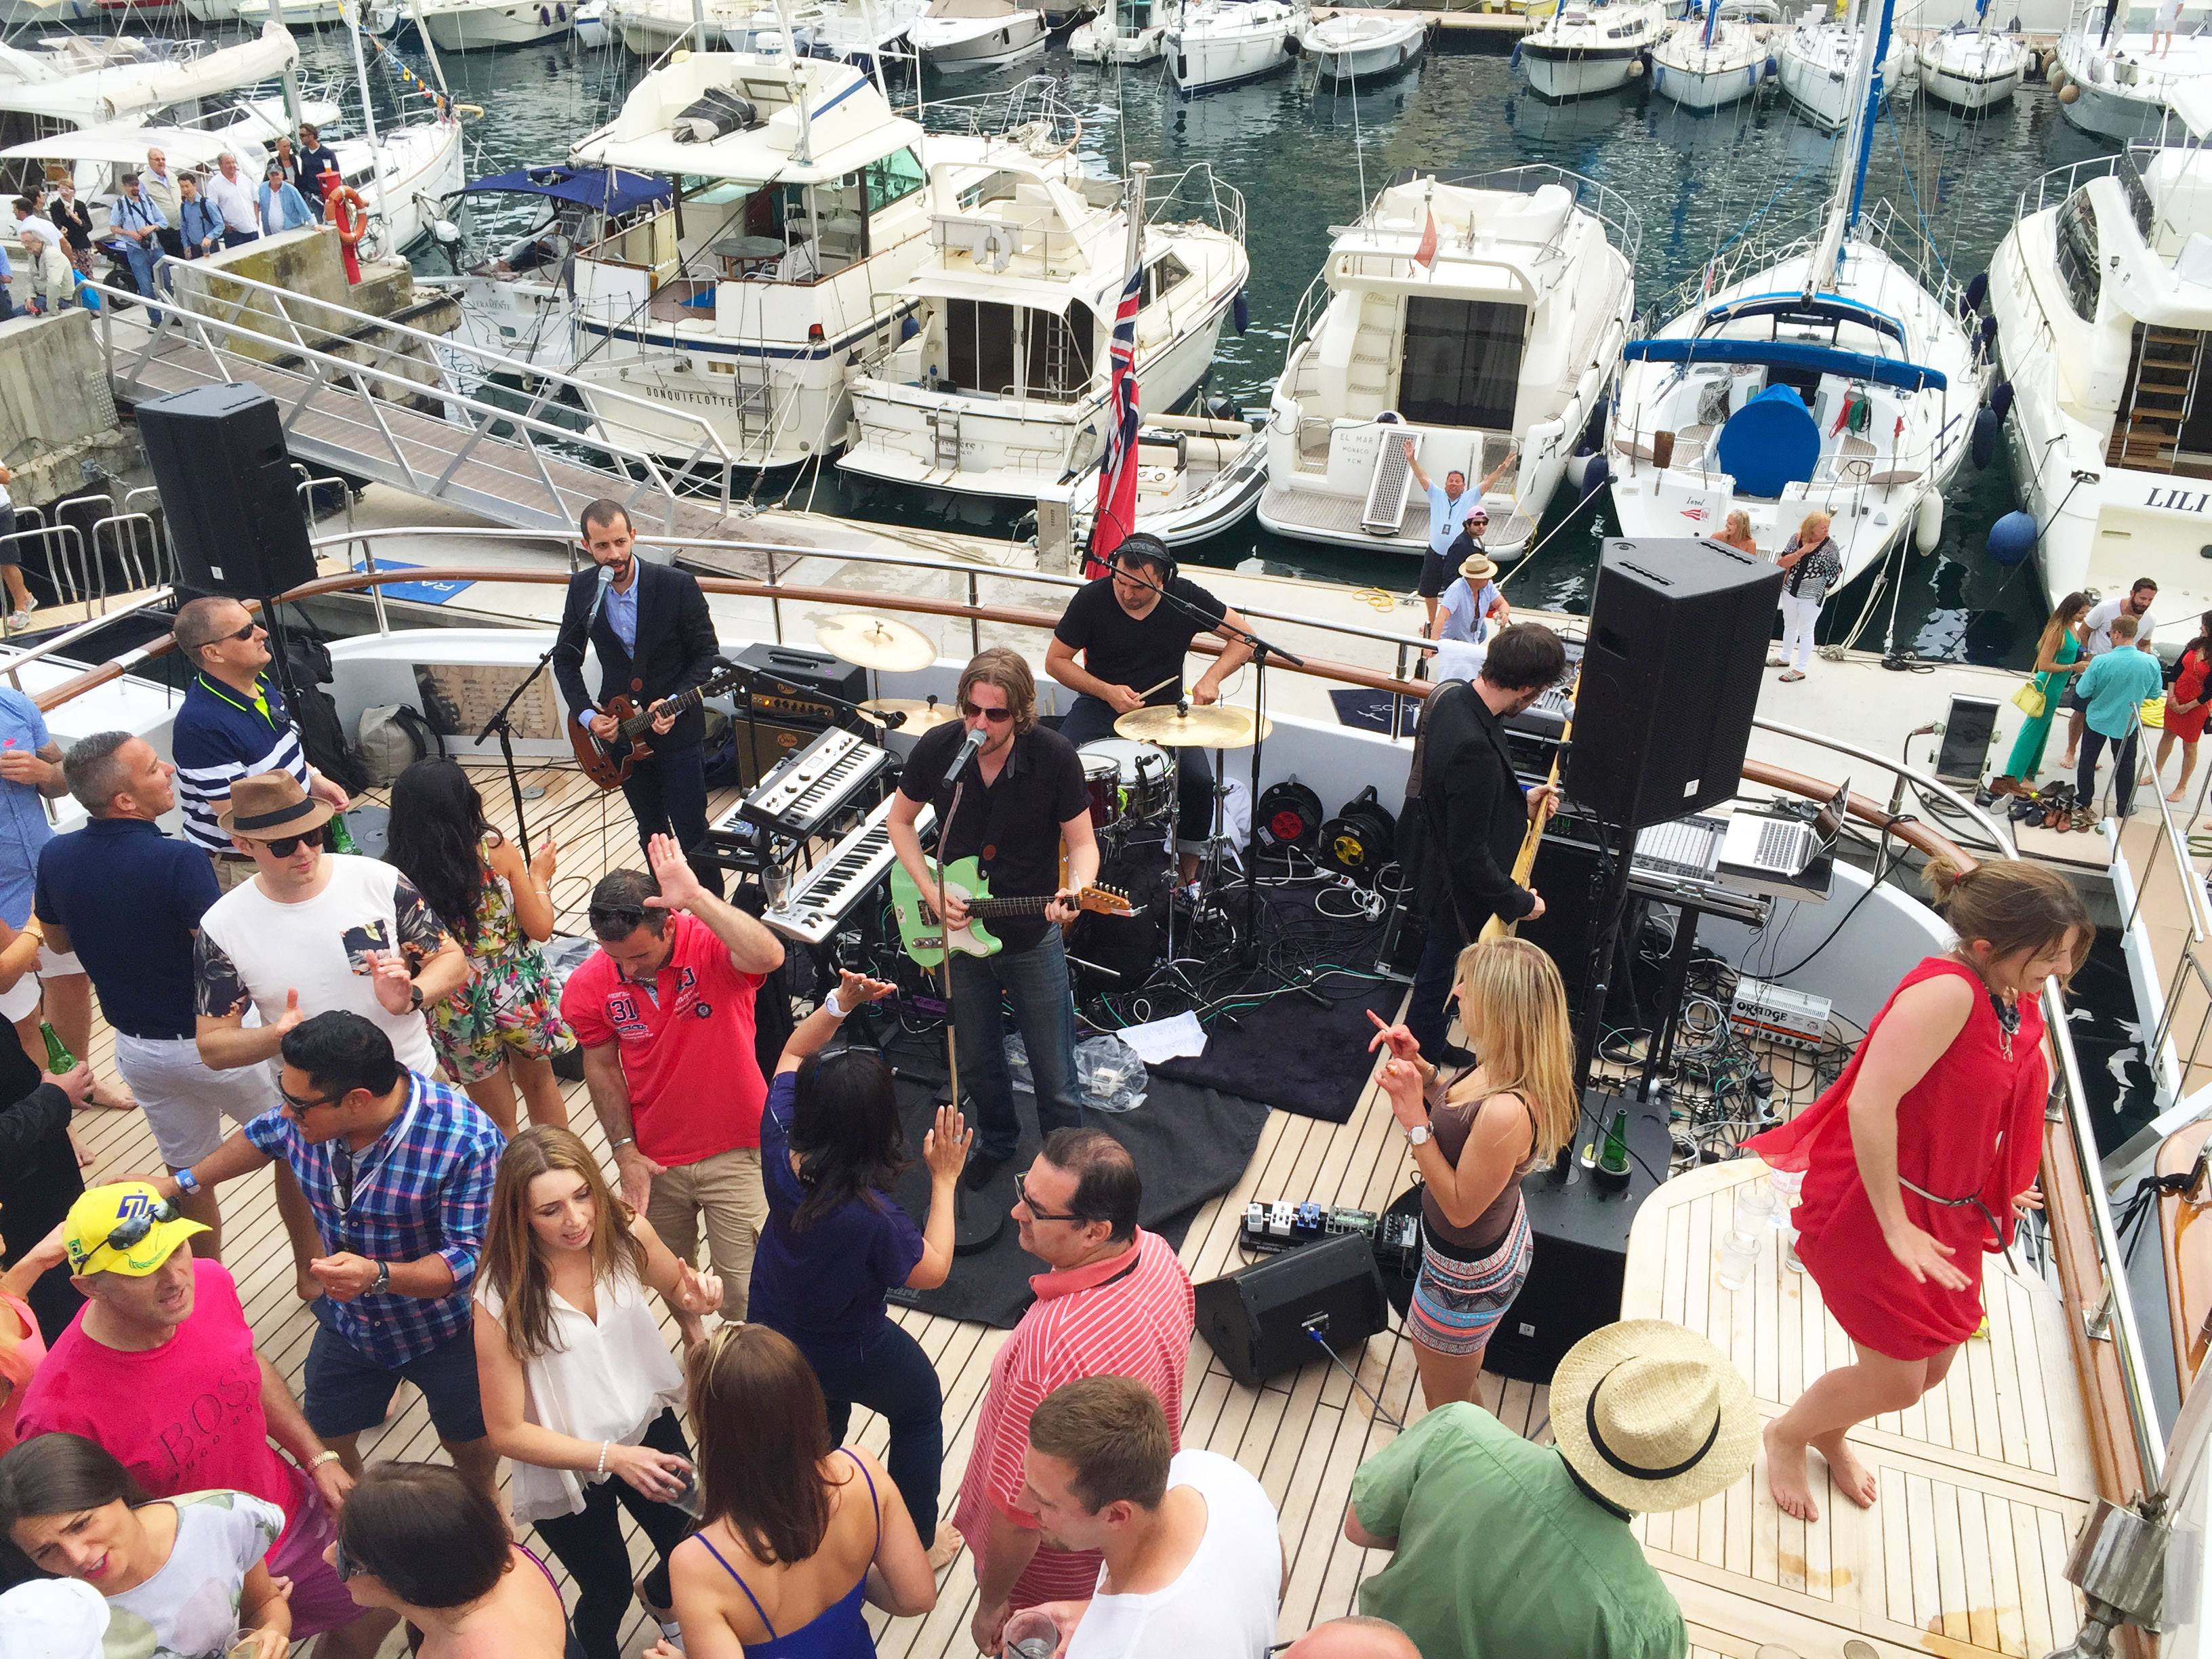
[384,757,573,1134]
[474,1126,721,1659]
[750,970,969,1568]
[0,1432,292,1659]
[651,1324,937,1657]
[2001,591,2092,787]
[1752,857,2090,1523]
[2150,609,2212,804]
[328,1461,578,1659]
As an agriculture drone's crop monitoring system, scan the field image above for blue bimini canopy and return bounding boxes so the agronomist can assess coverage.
[1697,290,1908,347]
[1622,334,1947,394]
[461,166,672,218]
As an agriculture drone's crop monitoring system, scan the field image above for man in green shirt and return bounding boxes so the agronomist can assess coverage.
[1346,1319,1757,1659]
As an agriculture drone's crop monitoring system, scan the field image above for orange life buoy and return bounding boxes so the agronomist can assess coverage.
[329,185,368,247]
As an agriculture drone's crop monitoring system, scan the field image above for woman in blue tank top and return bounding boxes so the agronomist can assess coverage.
[645,1324,939,1658]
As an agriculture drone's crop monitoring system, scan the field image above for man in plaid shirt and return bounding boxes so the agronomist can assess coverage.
[153,1010,504,1496]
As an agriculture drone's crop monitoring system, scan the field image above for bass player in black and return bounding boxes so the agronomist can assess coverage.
[552,497,726,897]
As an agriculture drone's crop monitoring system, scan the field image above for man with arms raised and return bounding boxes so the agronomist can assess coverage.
[953,1129,1194,1653]
[16,1181,395,1658]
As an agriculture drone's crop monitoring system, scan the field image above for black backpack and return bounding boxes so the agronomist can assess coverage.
[278,623,371,796]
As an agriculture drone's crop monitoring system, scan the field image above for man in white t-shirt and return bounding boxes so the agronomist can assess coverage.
[1017,1376,1282,1659]
[2064,577,2160,770]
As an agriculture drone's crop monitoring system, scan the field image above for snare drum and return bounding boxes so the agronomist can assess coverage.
[1078,739,1173,829]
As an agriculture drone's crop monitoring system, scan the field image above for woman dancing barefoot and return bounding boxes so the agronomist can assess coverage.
[1748,857,2088,1522]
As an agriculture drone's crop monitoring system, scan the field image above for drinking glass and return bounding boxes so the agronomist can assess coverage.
[760,864,791,910]
[1732,1180,1778,1237]
[1717,1227,1762,1292]
[1004,1608,1060,1659]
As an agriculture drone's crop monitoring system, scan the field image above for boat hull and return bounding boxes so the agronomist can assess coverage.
[1169,8,1300,94]
[1309,30,1425,80]
[1523,43,1643,99]
[420,1,576,47]
[912,9,1048,66]
[1916,34,2026,110]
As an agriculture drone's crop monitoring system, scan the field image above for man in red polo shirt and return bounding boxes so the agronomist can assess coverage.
[561,833,785,1322]
[956,1127,1195,1655]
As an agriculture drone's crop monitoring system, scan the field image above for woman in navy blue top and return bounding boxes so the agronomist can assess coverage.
[748,970,970,1567]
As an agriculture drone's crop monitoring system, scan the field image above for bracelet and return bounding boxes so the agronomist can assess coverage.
[308,1450,342,1469]
[596,1441,610,1477]
[174,1166,201,1197]
[611,1136,635,1153]
[824,989,849,1019]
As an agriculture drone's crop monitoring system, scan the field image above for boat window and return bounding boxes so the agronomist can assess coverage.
[2055,189,2101,323]
[1025,304,1095,400]
[865,148,925,216]
[945,298,1018,395]
[1398,296,1525,430]
[1141,253,1191,307]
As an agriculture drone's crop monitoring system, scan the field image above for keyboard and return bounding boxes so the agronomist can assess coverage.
[734,728,893,839]
[1755,819,1806,872]
[762,797,934,944]
[1633,815,1725,881]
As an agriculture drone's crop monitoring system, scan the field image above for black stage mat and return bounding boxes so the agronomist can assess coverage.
[1149,973,1405,1125]
[874,1042,1267,1329]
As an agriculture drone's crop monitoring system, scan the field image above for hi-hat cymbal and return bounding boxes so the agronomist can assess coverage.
[1113,703,1271,749]
[816,615,937,673]
[859,697,962,733]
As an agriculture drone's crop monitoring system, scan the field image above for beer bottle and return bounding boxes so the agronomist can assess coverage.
[40,1020,77,1073]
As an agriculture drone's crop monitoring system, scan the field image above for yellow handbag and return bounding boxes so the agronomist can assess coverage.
[2011,680,2047,719]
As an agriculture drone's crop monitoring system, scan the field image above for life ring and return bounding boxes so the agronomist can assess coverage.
[329,186,369,247]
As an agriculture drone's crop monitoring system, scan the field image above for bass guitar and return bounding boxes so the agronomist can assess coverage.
[888,857,1130,969]
[572,663,746,792]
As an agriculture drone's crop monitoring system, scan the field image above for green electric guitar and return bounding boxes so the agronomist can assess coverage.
[888,857,1130,968]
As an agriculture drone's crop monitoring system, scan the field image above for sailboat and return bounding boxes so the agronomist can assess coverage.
[1607,0,1985,588]
[1917,0,2027,112]
[1776,0,1907,131]
[1649,0,1775,111]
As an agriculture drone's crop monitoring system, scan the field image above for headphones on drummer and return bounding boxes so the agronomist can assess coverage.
[1109,533,1176,590]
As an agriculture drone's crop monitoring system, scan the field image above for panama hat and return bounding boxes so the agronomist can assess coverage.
[0,1580,110,1659]
[1458,551,1499,583]
[217,769,335,840]
[1550,1319,1757,1513]
[62,1181,207,1278]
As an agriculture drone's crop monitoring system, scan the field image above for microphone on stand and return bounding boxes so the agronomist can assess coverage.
[583,562,615,632]
[949,721,989,776]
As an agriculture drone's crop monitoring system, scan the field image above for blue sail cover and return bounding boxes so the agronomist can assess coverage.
[1696,290,1908,346]
[461,166,672,218]
[1622,334,1947,393]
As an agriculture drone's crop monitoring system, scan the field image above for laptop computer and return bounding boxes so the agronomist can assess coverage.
[1719,779,1849,878]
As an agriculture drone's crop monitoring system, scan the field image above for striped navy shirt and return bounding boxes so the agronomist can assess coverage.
[171,672,310,853]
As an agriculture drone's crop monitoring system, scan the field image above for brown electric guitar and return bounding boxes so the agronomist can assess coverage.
[572,663,745,791]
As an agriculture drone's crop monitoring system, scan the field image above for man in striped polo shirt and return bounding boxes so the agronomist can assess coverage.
[956,1128,1195,1654]
[170,597,350,890]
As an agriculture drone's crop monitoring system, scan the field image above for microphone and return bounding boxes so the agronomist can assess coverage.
[584,562,614,632]
[949,722,988,776]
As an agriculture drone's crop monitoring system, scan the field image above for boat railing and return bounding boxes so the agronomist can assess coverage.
[1383,162,1645,270]
[2014,148,2154,245]
[1143,161,1246,249]
[2125,733,2212,1122]
[1855,198,1971,319]
[907,74,1082,155]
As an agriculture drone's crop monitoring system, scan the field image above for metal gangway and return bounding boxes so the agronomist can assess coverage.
[87,260,771,559]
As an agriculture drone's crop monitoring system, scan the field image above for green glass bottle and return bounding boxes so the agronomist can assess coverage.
[40,1020,76,1073]
[1599,1107,1629,1175]
[327,813,361,855]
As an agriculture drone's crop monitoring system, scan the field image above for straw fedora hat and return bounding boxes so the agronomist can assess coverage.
[1549,1319,1757,1513]
[1458,551,1499,583]
[217,770,335,840]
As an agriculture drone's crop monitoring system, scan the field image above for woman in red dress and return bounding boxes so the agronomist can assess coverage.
[2150,611,2212,804]
[1749,857,2089,1522]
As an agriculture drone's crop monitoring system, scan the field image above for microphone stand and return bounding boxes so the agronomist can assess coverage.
[476,639,558,852]
[933,743,1004,1254]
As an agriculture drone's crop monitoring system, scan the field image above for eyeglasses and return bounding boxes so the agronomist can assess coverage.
[84,1195,186,1263]
[279,1080,341,1114]
[960,702,1014,724]
[254,834,314,858]
[330,1538,357,1582]
[222,621,258,642]
[1013,1172,1093,1225]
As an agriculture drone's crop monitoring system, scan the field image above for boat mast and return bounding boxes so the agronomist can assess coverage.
[1842,0,1898,237]
[342,0,388,236]
[1803,0,1893,297]
[1700,0,1717,52]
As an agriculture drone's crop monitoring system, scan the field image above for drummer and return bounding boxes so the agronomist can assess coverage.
[1047,535,1254,890]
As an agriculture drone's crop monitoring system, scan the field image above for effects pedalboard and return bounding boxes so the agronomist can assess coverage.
[1241,1200,1422,1267]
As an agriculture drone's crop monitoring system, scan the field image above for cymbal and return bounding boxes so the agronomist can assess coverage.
[1113,703,1272,749]
[858,697,962,733]
[816,615,936,673]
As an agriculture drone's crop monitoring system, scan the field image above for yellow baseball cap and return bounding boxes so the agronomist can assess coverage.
[62,1182,208,1277]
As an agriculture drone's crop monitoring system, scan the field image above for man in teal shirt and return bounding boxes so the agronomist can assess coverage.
[2075,611,2166,819]
[1347,1320,1755,1659]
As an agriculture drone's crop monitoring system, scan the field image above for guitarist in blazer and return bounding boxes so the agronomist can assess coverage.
[1397,623,1567,1060]
[554,499,727,897]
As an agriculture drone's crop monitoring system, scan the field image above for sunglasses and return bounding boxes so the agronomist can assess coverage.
[1014,1171,1095,1225]
[279,1080,341,1114]
[960,702,1014,724]
[75,1195,186,1267]
[254,834,314,858]
[330,1537,357,1581]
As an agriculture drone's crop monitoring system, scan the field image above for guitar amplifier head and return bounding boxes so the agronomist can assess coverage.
[749,690,845,725]
[733,642,866,728]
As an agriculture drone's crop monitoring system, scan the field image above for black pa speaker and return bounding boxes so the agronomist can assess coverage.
[1483,1090,1671,1383]
[136,384,317,600]
[1195,1232,1388,1388]
[1564,538,1783,832]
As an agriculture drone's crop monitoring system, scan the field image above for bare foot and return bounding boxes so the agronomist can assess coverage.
[2170,787,2188,803]
[83,1076,135,1111]
[1763,1419,1819,1523]
[926,1521,965,1572]
[2061,752,2078,769]
[1810,1429,1878,1509]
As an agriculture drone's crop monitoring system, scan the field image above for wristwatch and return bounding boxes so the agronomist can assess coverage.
[1407,1124,1433,1147]
[371,1261,390,1294]
[407,983,424,1012]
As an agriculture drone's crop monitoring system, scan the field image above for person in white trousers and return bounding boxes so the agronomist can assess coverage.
[1774,510,1841,683]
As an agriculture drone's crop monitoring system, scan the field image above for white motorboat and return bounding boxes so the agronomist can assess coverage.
[1649,0,1775,109]
[1300,10,1427,82]
[413,0,581,49]
[1259,164,1639,562]
[1167,0,1303,95]
[574,0,612,41]
[838,159,1249,502]
[1069,0,1167,62]
[1917,17,2028,110]
[1776,0,1907,129]
[2051,0,2212,142]
[1063,413,1268,545]
[0,25,299,154]
[609,0,763,54]
[908,0,1048,67]
[1610,0,1983,589]
[1517,0,1666,100]
[1988,123,2212,626]
[721,0,929,65]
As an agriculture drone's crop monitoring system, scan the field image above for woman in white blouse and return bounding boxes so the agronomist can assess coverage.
[474,1127,722,1659]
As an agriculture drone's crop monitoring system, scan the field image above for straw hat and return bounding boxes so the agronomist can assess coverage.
[217,769,335,840]
[1549,1319,1757,1513]
[1458,551,1499,583]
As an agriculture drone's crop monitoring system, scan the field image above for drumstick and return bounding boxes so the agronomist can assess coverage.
[1135,674,1181,702]
[1479,657,1582,944]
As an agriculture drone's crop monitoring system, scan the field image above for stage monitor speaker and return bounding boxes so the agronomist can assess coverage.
[1484,1090,1671,1383]
[1564,538,1783,832]
[136,384,317,600]
[1195,1232,1388,1389]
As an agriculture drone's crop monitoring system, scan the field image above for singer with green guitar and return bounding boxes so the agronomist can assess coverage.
[887,650,1100,1193]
